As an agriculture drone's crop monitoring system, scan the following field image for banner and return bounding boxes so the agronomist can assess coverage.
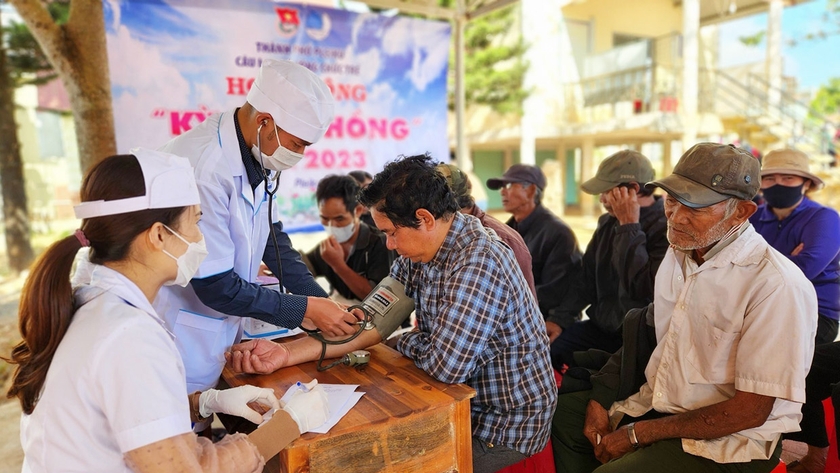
[104,0,451,230]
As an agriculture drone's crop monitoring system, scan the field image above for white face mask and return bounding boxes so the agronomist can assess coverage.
[162,224,209,287]
[251,121,304,172]
[325,221,356,244]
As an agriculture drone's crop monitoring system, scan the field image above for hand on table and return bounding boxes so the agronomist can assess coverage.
[226,339,289,375]
[281,380,331,434]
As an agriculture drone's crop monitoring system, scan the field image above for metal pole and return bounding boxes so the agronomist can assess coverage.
[455,1,471,171]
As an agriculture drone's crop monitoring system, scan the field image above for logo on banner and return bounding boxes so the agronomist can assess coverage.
[305,11,331,41]
[275,7,300,38]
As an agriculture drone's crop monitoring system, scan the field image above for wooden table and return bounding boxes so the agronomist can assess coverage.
[223,343,476,473]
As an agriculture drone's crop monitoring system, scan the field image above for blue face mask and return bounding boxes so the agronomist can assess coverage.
[761,183,804,209]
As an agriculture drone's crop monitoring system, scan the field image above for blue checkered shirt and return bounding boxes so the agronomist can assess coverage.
[394,212,557,455]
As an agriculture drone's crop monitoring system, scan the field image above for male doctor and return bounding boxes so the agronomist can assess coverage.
[156,59,359,398]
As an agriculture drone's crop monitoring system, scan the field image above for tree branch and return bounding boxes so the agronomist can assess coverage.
[7,0,61,56]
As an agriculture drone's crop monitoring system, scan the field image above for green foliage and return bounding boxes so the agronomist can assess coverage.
[787,0,839,47]
[3,1,67,87]
[738,31,765,47]
[810,77,840,117]
[737,1,839,48]
[448,5,529,115]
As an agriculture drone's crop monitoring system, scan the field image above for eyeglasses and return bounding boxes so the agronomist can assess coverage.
[502,182,531,190]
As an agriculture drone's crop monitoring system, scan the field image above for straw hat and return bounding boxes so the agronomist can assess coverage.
[761,149,824,190]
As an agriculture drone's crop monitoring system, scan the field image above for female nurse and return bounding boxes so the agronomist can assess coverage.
[6,150,328,473]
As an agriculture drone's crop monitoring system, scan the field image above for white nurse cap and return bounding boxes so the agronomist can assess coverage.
[246,59,335,144]
[74,148,200,219]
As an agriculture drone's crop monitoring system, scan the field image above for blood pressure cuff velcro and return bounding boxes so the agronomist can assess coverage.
[361,276,415,340]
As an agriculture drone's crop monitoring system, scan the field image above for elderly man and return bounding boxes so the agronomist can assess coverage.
[227,155,557,473]
[155,59,359,397]
[547,150,668,370]
[436,163,537,299]
[551,143,817,473]
[486,164,582,326]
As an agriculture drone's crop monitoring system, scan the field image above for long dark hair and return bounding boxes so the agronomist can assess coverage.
[4,154,186,414]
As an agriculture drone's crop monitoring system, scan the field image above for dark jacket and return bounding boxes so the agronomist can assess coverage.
[507,205,582,318]
[547,197,668,332]
[559,303,657,410]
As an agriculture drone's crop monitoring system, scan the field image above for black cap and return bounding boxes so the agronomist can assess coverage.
[486,164,546,191]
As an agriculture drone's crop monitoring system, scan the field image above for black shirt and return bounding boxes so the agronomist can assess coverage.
[507,205,582,318]
[548,196,669,332]
[305,222,393,300]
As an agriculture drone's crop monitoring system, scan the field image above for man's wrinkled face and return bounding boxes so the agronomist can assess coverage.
[372,208,436,263]
[663,196,736,251]
[500,182,533,213]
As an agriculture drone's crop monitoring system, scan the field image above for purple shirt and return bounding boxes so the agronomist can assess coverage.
[751,197,840,321]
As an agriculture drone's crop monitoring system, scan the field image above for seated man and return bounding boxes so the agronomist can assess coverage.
[485,164,582,329]
[304,175,392,302]
[227,155,557,473]
[436,162,537,299]
[548,150,668,370]
[551,143,818,473]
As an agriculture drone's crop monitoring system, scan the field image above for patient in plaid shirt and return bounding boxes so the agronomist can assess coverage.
[360,155,557,473]
[227,154,556,473]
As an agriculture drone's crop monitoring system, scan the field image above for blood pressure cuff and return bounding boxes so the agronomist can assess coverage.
[361,276,415,340]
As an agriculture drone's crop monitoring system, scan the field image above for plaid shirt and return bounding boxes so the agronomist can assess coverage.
[394,213,557,455]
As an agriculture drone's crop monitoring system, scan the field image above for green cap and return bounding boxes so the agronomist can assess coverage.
[581,150,655,195]
[646,143,760,208]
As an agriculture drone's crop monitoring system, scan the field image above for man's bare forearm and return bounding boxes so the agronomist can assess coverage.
[283,329,382,366]
[632,390,775,447]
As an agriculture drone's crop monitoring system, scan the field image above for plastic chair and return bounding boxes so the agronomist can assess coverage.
[495,440,555,473]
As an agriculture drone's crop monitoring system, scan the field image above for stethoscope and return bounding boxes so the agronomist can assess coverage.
[255,121,372,370]
[255,121,284,290]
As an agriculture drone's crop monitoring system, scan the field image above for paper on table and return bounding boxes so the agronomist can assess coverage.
[310,391,365,434]
[264,383,365,434]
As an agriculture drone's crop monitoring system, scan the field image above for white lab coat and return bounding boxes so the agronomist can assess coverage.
[156,110,277,393]
[20,266,192,473]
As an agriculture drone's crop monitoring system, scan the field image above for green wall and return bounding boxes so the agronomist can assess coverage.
[472,150,505,210]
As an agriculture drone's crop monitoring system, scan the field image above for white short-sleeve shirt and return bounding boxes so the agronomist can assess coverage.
[21,266,192,472]
[612,224,818,463]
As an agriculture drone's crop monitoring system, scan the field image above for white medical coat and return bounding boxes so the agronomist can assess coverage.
[156,110,278,392]
[20,265,191,473]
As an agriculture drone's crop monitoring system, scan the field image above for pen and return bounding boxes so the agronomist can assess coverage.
[296,381,311,393]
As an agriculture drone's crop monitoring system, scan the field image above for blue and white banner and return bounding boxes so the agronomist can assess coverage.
[104,0,451,230]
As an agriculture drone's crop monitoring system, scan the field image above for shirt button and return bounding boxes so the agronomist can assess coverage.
[657,392,663,397]
[677,276,682,281]
[680,305,685,309]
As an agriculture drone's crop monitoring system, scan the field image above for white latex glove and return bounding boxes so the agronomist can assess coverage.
[281,380,331,433]
[199,385,280,424]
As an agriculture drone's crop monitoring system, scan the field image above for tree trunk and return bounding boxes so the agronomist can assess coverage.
[0,9,35,273]
[8,0,116,173]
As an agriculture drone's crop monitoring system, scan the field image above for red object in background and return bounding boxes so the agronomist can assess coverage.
[659,96,678,112]
[824,398,840,472]
[496,441,556,473]
[633,99,643,114]
[276,7,300,25]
